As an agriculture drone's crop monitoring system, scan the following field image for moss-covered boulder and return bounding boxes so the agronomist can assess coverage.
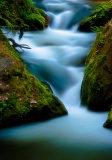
[0,30,68,129]
[78,1,112,32]
[103,107,112,128]
[80,1,112,128]
[81,19,112,111]
[0,0,47,31]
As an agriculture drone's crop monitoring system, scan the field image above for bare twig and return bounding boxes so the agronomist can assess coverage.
[8,38,31,50]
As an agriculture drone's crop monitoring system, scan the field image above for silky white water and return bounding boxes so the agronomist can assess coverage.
[0,0,112,160]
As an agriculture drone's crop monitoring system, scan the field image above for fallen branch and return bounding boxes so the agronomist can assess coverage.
[8,38,31,50]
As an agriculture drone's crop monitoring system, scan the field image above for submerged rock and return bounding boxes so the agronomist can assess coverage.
[0,30,68,129]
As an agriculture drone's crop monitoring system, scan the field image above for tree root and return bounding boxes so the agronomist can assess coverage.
[8,38,31,51]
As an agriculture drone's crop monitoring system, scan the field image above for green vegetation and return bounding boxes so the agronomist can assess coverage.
[0,1,67,128]
[0,30,67,128]
[78,0,112,32]
[81,19,112,111]
[81,1,112,127]
[103,107,112,128]
[0,0,47,31]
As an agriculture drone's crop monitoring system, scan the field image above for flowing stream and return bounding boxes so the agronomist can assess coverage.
[0,0,112,160]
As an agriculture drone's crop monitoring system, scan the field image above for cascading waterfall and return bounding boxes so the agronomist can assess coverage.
[0,0,112,160]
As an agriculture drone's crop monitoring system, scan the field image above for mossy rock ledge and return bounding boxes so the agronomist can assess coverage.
[0,0,48,31]
[0,30,68,129]
[78,1,112,32]
[81,18,112,128]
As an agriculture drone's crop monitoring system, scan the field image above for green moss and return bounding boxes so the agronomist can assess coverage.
[103,107,112,128]
[78,1,112,32]
[81,19,112,110]
[0,30,68,128]
[0,0,47,31]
